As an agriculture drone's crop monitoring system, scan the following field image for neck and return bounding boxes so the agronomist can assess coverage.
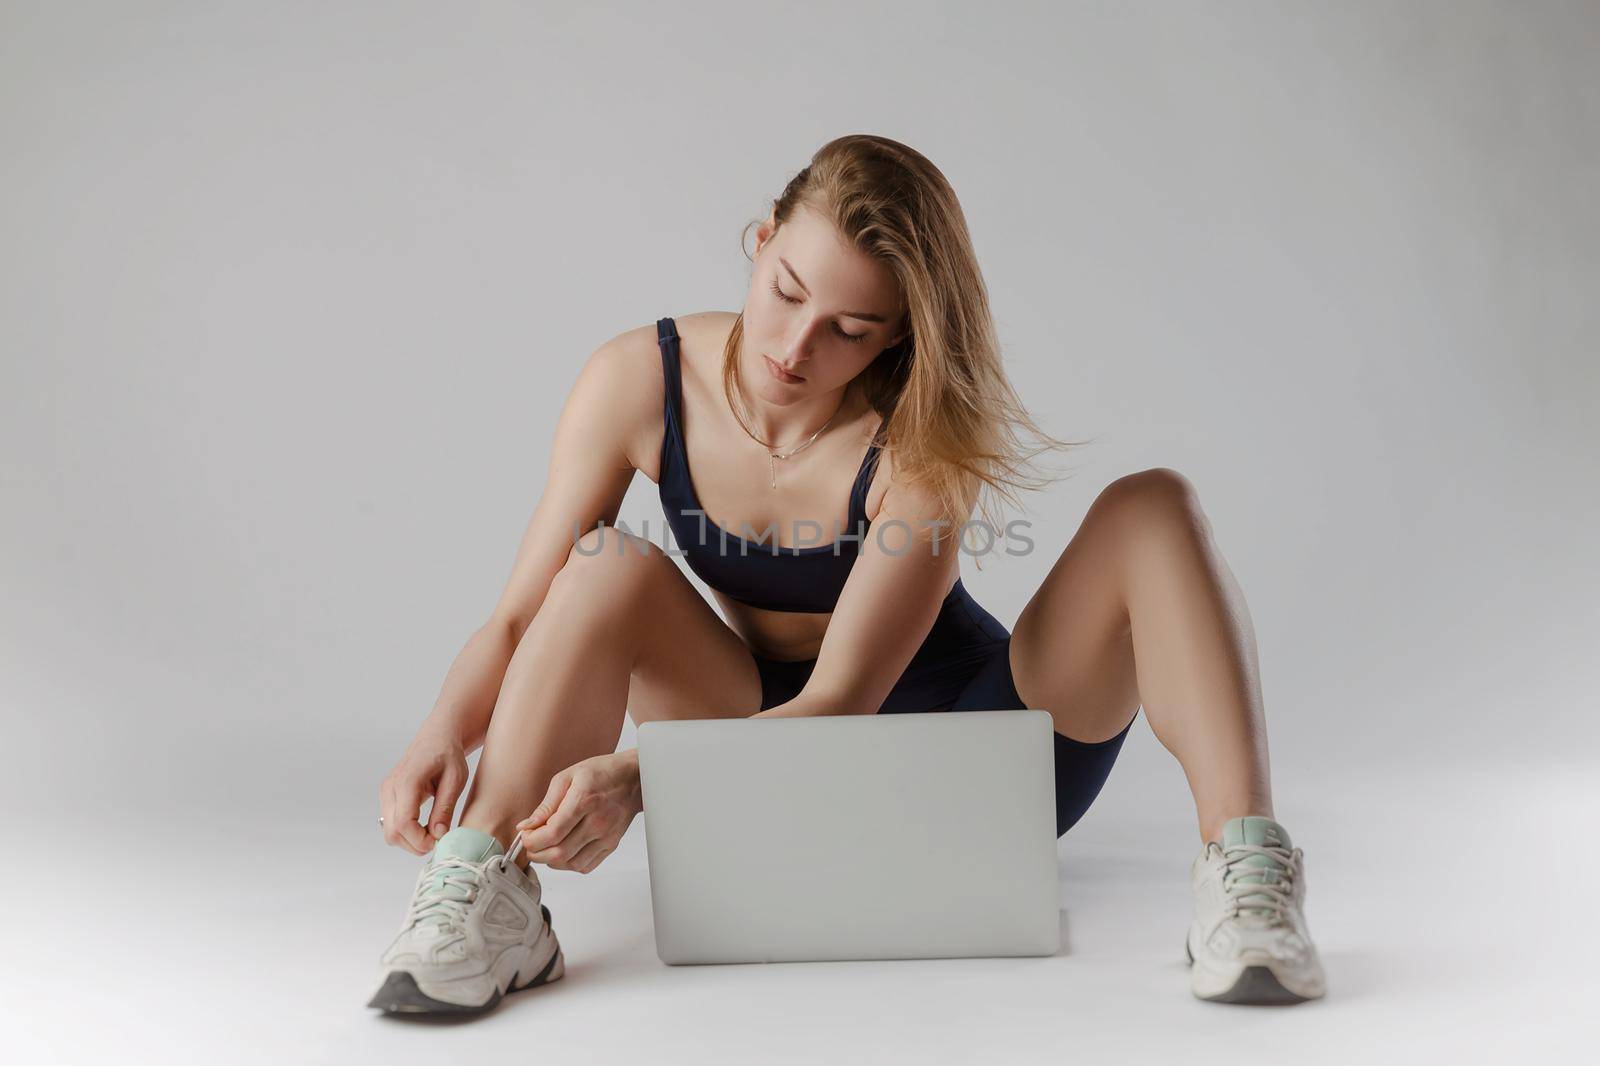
[736,375,855,449]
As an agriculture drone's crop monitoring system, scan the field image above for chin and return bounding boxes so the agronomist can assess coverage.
[750,368,803,404]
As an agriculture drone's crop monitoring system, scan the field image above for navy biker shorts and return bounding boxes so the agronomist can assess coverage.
[752,579,1136,838]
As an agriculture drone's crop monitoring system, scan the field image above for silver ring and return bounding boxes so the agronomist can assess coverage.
[378,816,385,826]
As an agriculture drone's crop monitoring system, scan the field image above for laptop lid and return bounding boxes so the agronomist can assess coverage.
[636,709,1059,965]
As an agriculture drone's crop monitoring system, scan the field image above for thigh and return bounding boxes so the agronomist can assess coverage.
[868,584,1133,838]
[575,529,766,725]
[951,641,1134,838]
[1007,475,1146,745]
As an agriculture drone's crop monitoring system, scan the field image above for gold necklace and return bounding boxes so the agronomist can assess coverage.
[730,374,845,489]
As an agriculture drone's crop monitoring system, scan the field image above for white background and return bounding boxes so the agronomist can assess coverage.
[2,2,1595,1063]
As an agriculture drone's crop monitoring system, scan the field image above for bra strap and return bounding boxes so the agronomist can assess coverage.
[657,317,685,443]
[848,443,881,529]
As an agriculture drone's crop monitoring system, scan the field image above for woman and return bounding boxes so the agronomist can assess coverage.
[368,135,1327,1015]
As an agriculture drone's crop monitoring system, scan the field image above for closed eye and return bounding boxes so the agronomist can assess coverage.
[770,279,870,344]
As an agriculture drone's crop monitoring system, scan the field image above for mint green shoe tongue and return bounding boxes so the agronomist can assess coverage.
[415,828,505,929]
[1219,816,1292,917]
[431,826,504,863]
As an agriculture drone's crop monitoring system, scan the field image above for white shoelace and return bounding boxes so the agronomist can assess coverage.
[1219,842,1298,922]
[405,836,528,934]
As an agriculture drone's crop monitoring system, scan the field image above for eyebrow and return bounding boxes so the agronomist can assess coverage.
[778,257,890,324]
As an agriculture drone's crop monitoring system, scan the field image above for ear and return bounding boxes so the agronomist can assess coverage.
[754,209,778,256]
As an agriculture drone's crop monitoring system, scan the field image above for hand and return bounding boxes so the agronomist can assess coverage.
[379,727,469,855]
[516,751,641,875]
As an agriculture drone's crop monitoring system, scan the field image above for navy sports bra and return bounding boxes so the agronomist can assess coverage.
[656,316,881,614]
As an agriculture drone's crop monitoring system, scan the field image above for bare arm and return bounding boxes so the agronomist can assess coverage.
[753,468,970,718]
[380,327,651,852]
[422,330,647,751]
[411,620,521,754]
[511,443,975,875]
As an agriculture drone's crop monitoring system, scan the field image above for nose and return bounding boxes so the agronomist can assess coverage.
[782,319,821,368]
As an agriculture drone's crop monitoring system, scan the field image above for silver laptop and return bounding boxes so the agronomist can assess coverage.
[636,710,1060,965]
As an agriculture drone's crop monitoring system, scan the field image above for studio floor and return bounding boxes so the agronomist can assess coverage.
[10,732,1593,1065]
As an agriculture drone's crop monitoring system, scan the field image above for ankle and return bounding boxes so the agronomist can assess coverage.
[457,812,520,854]
[1199,809,1278,846]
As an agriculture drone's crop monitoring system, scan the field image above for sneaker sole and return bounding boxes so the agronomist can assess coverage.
[368,904,565,1016]
[1185,936,1314,1005]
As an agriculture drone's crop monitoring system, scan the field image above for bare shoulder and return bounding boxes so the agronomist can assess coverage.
[671,310,739,380]
[868,449,978,541]
[575,311,733,480]
[872,450,939,524]
[575,319,668,478]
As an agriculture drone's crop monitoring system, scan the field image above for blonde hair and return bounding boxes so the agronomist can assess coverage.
[720,134,1090,559]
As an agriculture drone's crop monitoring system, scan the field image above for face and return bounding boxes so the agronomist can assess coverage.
[743,202,907,404]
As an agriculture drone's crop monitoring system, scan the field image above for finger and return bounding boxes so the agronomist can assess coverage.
[525,811,599,867]
[380,779,409,849]
[519,772,573,828]
[379,779,395,839]
[516,772,575,841]
[568,837,610,874]
[519,792,590,855]
[393,783,432,855]
[427,760,468,839]
[524,813,601,864]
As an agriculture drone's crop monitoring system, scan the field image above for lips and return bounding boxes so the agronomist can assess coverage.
[764,355,805,383]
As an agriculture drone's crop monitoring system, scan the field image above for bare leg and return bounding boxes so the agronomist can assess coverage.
[1008,468,1273,844]
[458,526,765,849]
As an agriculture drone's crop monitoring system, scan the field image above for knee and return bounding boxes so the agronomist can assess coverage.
[1104,466,1198,505]
[548,525,665,602]
[1094,467,1210,542]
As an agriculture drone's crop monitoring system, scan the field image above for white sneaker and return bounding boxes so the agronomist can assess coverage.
[1186,815,1326,1004]
[367,826,565,1014]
